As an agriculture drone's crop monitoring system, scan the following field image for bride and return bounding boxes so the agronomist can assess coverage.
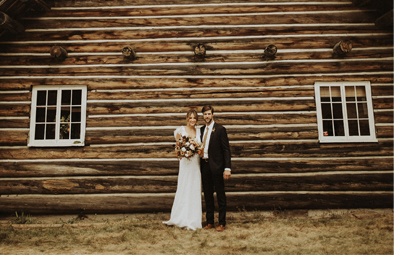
[163,109,202,230]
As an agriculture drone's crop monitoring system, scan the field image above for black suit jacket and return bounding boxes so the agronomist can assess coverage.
[200,123,231,175]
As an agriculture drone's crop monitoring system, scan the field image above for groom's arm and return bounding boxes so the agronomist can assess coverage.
[219,126,232,171]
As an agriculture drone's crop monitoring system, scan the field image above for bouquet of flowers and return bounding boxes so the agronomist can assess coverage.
[175,135,201,160]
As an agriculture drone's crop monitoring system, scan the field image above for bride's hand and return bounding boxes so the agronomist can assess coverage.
[198,148,204,157]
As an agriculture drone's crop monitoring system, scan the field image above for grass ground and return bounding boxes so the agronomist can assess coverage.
[0,208,395,256]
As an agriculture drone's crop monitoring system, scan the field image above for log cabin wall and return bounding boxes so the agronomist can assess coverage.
[0,0,393,214]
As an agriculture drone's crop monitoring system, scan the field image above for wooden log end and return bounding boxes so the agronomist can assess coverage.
[50,46,68,60]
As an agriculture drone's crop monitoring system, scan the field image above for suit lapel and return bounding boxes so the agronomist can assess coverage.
[209,123,216,143]
[201,123,216,144]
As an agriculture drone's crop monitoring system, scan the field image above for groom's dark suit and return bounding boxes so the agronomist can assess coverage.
[200,122,231,226]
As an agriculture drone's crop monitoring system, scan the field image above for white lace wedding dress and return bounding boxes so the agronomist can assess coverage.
[163,126,202,230]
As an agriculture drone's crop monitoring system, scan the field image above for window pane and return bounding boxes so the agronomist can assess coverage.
[323,120,333,136]
[320,87,330,102]
[72,90,82,105]
[46,107,56,122]
[358,103,368,118]
[36,107,45,122]
[331,86,341,102]
[62,90,71,105]
[321,96,330,102]
[332,103,343,118]
[46,124,56,139]
[71,107,81,122]
[359,120,370,136]
[321,103,332,118]
[37,91,47,106]
[60,124,70,139]
[47,91,57,105]
[35,124,45,139]
[334,120,345,136]
[348,120,359,136]
[356,86,366,101]
[60,107,70,122]
[346,103,357,118]
[345,86,355,101]
[71,124,81,139]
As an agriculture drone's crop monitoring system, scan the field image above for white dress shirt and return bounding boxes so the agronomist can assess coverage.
[202,121,214,159]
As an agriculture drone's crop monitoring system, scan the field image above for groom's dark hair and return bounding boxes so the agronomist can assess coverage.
[201,105,214,114]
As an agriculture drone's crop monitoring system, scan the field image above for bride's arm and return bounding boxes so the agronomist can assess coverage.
[175,133,182,142]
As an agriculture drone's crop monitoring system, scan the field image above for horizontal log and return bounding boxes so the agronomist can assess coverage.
[0,172,393,195]
[0,130,28,145]
[0,33,394,54]
[87,100,316,115]
[375,125,394,138]
[19,25,385,44]
[233,140,393,158]
[0,191,393,214]
[0,47,394,66]
[0,124,319,147]
[0,118,29,128]
[87,87,316,100]
[0,122,392,148]
[0,96,392,124]
[85,125,318,145]
[0,97,390,120]
[46,2,355,17]
[373,97,393,110]
[0,60,394,77]
[0,104,30,117]
[0,157,393,177]
[86,111,391,128]
[54,0,349,8]
[17,12,379,33]
[0,92,30,101]
[0,140,393,160]
[80,84,381,100]
[371,85,393,97]
[86,113,316,127]
[227,191,394,211]
[374,111,393,123]
[0,74,394,90]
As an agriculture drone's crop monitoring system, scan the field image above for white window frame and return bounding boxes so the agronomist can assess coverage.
[314,81,377,143]
[28,85,87,147]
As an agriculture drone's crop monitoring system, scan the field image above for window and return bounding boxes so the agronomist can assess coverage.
[314,81,377,143]
[29,85,87,147]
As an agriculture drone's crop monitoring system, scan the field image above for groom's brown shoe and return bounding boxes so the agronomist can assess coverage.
[215,225,225,232]
[204,224,214,230]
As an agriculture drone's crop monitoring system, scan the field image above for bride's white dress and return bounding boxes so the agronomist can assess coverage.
[163,126,202,230]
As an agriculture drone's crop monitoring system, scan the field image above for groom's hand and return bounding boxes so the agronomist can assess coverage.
[223,170,231,180]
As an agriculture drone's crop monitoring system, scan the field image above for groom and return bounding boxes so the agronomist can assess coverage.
[200,105,232,232]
